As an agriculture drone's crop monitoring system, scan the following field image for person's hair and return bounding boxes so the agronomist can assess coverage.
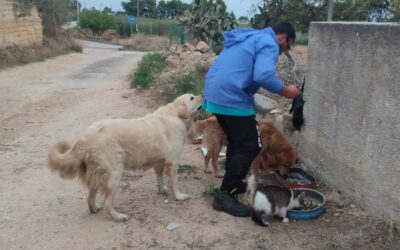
[272,21,296,43]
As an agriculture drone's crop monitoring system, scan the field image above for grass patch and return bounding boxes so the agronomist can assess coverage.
[202,184,219,197]
[132,52,166,88]
[178,164,197,174]
[165,71,205,102]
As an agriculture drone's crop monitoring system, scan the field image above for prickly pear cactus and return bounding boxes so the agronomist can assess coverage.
[178,0,237,54]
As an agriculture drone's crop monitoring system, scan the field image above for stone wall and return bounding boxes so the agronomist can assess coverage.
[0,0,43,49]
[301,22,400,223]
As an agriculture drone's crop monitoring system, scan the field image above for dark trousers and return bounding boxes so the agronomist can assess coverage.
[215,114,261,193]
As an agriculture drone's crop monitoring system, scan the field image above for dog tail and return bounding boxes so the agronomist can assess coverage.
[48,140,86,180]
[246,174,257,205]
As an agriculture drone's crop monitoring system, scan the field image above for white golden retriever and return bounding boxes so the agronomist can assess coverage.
[48,94,203,222]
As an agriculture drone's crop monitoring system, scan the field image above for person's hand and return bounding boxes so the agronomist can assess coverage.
[280,85,300,99]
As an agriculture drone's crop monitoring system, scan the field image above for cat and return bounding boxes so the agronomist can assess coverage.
[246,174,304,227]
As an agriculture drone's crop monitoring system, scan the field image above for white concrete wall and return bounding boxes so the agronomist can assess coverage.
[301,22,400,223]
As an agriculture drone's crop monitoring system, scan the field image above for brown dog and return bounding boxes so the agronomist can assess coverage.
[194,116,226,178]
[252,119,299,176]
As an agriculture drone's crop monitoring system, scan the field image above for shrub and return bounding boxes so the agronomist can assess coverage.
[132,53,166,88]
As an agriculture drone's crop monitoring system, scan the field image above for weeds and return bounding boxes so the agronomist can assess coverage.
[202,184,219,197]
[70,44,82,53]
[132,52,166,88]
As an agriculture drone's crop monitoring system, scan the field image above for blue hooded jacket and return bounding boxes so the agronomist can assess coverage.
[204,27,284,111]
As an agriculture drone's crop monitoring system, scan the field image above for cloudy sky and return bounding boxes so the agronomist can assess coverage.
[82,0,258,18]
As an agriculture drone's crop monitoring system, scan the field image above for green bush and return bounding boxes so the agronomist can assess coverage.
[132,53,166,88]
[295,32,308,45]
[79,11,116,35]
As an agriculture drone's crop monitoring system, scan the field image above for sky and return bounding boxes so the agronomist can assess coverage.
[82,0,258,18]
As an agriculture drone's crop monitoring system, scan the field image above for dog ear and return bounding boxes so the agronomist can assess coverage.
[177,102,190,119]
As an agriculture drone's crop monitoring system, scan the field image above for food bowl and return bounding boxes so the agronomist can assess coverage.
[274,167,316,189]
[192,135,203,144]
[287,188,326,220]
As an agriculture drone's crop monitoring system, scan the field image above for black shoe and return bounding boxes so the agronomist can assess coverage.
[212,190,250,217]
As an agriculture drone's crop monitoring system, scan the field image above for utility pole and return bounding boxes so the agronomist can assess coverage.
[76,0,80,21]
[327,0,334,21]
[136,0,139,32]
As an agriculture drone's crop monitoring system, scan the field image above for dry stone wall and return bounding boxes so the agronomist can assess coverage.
[0,0,43,49]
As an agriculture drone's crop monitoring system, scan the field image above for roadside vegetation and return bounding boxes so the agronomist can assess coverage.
[132,53,166,88]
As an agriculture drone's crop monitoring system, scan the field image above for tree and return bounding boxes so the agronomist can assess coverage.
[122,0,157,17]
[79,10,116,35]
[251,0,399,33]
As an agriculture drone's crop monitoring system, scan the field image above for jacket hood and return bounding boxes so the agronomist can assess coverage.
[223,27,276,48]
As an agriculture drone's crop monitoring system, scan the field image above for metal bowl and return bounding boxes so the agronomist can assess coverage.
[287,188,326,220]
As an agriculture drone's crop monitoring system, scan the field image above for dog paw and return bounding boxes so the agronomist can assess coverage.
[89,206,101,214]
[214,172,224,178]
[204,169,212,174]
[175,192,189,201]
[113,213,130,222]
[157,185,168,194]
[282,218,289,223]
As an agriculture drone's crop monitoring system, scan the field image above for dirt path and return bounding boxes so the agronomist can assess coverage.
[0,42,398,250]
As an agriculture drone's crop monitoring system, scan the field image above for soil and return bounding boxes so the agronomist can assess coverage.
[0,41,398,250]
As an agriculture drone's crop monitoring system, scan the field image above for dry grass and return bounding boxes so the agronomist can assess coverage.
[118,34,170,51]
[0,36,81,69]
[292,45,308,54]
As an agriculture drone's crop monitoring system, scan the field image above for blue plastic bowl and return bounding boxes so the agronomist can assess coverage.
[287,188,326,220]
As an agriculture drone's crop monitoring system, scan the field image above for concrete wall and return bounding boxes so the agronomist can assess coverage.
[301,22,400,223]
[0,0,43,49]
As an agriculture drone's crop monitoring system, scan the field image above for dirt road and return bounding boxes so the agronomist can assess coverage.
[0,41,398,250]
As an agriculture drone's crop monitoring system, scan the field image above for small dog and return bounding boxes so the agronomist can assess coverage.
[48,94,203,222]
[252,119,299,176]
[194,116,226,178]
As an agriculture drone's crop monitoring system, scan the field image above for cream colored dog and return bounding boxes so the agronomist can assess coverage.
[48,94,203,222]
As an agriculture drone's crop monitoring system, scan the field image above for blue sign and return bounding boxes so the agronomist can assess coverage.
[129,15,135,23]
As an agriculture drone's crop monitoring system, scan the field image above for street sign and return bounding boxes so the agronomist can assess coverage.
[129,15,135,23]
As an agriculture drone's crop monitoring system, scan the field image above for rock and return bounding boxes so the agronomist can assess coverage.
[166,223,180,231]
[254,93,278,115]
[121,92,132,99]
[196,41,209,53]
[326,191,351,208]
[182,43,196,52]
